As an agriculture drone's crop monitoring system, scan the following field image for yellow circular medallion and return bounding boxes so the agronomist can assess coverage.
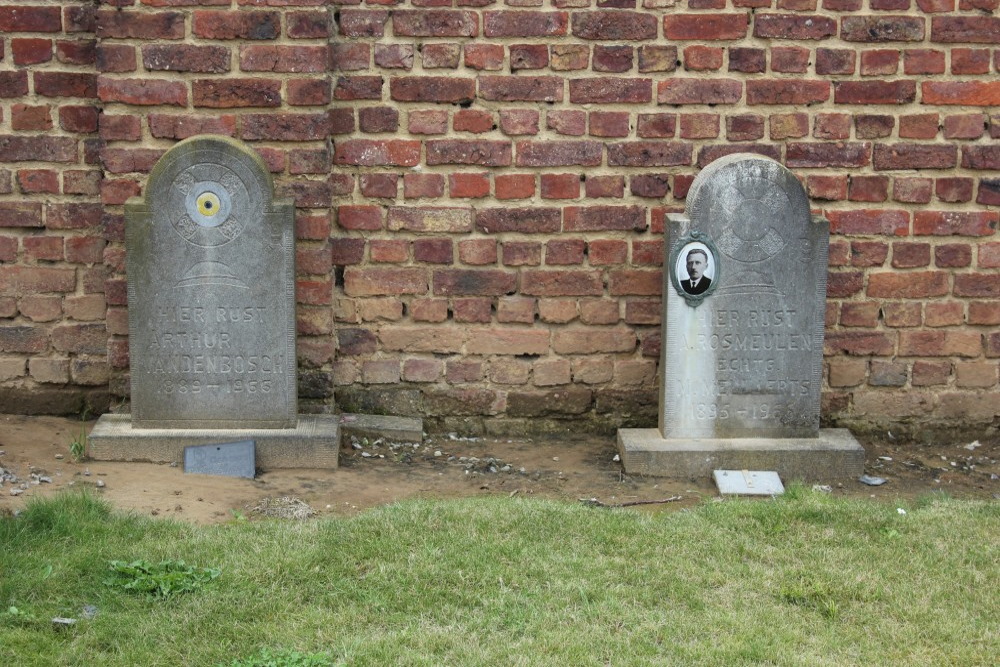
[196,192,221,217]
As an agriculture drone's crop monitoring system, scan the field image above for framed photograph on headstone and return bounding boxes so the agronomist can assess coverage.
[668,232,719,306]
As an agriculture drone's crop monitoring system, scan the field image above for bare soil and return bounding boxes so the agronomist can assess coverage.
[1,414,997,524]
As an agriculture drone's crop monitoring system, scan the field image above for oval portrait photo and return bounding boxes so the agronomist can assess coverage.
[675,242,716,296]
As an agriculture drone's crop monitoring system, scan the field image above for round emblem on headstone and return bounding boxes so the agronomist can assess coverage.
[147,137,272,248]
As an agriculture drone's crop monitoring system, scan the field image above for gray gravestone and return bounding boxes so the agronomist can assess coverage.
[128,136,295,428]
[618,154,864,480]
[89,136,422,469]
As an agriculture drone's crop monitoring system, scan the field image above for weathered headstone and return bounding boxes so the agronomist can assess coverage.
[618,154,864,480]
[89,136,421,468]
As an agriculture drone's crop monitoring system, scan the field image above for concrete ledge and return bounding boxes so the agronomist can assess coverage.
[89,412,424,470]
[616,427,865,482]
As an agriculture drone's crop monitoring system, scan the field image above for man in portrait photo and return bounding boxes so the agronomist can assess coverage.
[682,248,712,295]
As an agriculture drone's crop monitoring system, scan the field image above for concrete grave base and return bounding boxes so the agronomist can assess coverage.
[89,413,423,470]
[616,427,865,482]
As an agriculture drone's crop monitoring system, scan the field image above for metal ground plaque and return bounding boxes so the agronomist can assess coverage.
[184,440,256,478]
[618,154,864,481]
[126,136,296,429]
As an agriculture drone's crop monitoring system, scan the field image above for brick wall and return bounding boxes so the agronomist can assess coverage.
[0,0,998,436]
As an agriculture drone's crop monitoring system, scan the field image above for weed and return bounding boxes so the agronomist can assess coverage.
[1,605,39,627]
[221,648,338,667]
[104,559,220,599]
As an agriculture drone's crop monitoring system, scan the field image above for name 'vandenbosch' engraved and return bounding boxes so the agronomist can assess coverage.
[148,354,286,375]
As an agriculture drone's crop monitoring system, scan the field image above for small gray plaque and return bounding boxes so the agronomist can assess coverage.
[184,440,256,478]
[713,469,784,496]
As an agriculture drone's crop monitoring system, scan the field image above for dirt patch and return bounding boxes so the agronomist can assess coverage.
[0,414,997,525]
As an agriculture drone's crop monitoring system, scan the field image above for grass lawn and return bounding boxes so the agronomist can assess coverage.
[1,488,997,666]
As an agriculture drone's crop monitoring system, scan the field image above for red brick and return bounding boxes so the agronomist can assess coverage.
[753,13,836,39]
[935,177,973,203]
[478,12,563,39]
[337,205,383,231]
[808,175,847,200]
[374,44,413,69]
[34,72,96,99]
[850,241,890,267]
[842,15,925,42]
[954,274,1000,298]
[356,107,398,134]
[565,206,646,232]
[680,113,719,139]
[100,78,185,106]
[0,326,49,354]
[828,209,909,236]
[191,79,281,109]
[925,302,965,328]
[328,44,370,72]
[786,142,871,168]
[0,5,61,32]
[980,242,1000,268]
[771,46,810,73]
[812,113,851,140]
[458,239,497,265]
[404,174,445,199]
[951,48,990,74]
[728,47,765,74]
[392,10,478,36]
[931,15,1000,43]
[834,80,916,105]
[143,44,229,73]
[684,45,723,71]
[874,143,956,170]
[934,243,972,268]
[585,176,625,199]
[551,44,590,71]
[882,302,922,328]
[573,11,657,39]
[569,78,651,104]
[414,239,453,264]
[899,113,939,139]
[450,172,490,198]
[861,49,900,76]
[149,113,237,139]
[912,360,951,386]
[824,331,895,356]
[854,115,894,139]
[826,271,864,297]
[338,10,388,38]
[629,174,669,198]
[665,13,748,40]
[391,77,475,103]
[899,331,981,357]
[453,109,494,134]
[891,242,931,268]
[12,38,52,66]
[370,240,408,263]
[893,177,933,204]
[465,328,549,355]
[923,81,1000,106]
[522,270,603,296]
[607,142,690,167]
[545,239,586,265]
[552,327,636,354]
[637,113,676,138]
[914,211,996,236]
[0,72,29,99]
[56,39,96,67]
[465,44,504,70]
[10,104,50,132]
[638,45,678,73]
[0,266,75,296]
[331,238,365,266]
[428,140,511,166]
[903,48,945,75]
[868,271,950,298]
[422,43,461,69]
[840,302,880,328]
[335,140,420,167]
[815,48,856,75]
[969,301,1000,325]
[943,113,986,140]
[579,301,619,326]
[193,10,280,39]
[769,113,808,140]
[359,174,397,199]
[388,207,473,233]
[502,241,542,266]
[494,175,536,200]
[539,174,579,200]
[516,141,601,167]
[99,9,185,39]
[288,10,329,38]
[658,78,742,105]
[408,110,447,135]
[96,44,135,73]
[511,44,549,71]
[344,268,428,297]
[609,270,661,296]
[498,109,538,136]
[963,145,1000,170]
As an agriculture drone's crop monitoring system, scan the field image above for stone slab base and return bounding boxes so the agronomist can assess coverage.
[89,413,423,470]
[616,427,865,482]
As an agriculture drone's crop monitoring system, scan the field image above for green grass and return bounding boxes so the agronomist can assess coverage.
[1,488,997,666]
